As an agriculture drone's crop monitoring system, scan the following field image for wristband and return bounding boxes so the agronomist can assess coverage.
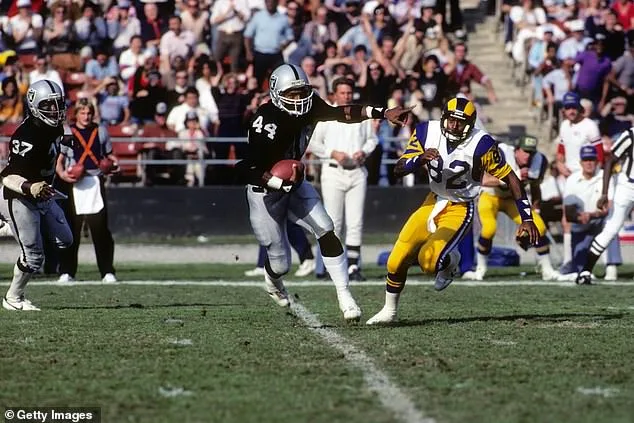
[365,106,385,119]
[266,176,283,190]
[515,198,533,222]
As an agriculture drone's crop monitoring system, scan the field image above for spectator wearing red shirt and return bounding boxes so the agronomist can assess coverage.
[445,42,497,103]
[612,0,634,32]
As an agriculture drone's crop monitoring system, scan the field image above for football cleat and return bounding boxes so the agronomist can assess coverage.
[366,306,397,325]
[245,267,266,277]
[103,273,117,283]
[348,265,366,282]
[541,268,561,281]
[435,250,461,291]
[462,267,485,281]
[337,290,361,322]
[265,274,290,307]
[58,273,75,283]
[294,259,316,277]
[3,296,40,311]
[575,271,592,285]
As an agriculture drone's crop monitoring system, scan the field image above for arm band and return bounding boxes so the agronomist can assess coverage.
[266,175,283,190]
[365,106,385,119]
[515,197,533,222]
[2,174,28,194]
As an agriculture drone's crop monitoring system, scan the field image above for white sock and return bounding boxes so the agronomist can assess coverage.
[563,233,572,264]
[385,291,400,312]
[476,252,488,272]
[537,253,554,273]
[6,263,32,301]
[322,253,349,294]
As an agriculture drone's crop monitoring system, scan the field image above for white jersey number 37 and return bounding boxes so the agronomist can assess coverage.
[11,139,33,157]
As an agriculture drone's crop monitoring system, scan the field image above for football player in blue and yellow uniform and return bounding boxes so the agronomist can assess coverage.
[463,135,560,281]
[367,97,540,325]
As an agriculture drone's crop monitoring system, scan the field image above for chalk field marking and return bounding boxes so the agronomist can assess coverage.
[4,280,633,287]
[291,301,434,423]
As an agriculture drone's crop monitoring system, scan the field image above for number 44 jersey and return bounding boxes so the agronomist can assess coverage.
[0,117,64,199]
[401,121,513,203]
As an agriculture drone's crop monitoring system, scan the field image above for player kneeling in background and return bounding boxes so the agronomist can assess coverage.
[464,135,559,281]
[367,97,540,325]
[239,63,411,321]
[0,80,73,311]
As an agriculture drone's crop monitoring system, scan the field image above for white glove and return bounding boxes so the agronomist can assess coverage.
[29,182,54,199]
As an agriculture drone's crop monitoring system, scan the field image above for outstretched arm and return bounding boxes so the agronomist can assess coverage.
[502,171,540,245]
[312,95,414,125]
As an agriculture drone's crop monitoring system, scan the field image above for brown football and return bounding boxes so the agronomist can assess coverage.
[270,159,304,181]
[99,158,116,174]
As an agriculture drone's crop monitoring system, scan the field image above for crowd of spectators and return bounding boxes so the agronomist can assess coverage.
[0,0,631,187]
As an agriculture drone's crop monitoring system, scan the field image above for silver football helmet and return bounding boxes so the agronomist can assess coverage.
[269,64,313,116]
[26,79,66,127]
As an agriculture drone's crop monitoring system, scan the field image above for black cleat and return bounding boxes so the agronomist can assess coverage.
[575,271,592,285]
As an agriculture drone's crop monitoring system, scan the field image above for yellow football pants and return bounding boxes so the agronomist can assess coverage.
[387,192,474,277]
[478,191,548,252]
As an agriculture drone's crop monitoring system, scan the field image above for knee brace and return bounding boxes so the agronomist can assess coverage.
[264,251,290,277]
[318,231,344,257]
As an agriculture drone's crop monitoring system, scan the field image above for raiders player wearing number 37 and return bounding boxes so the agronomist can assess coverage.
[239,63,412,321]
[0,79,73,311]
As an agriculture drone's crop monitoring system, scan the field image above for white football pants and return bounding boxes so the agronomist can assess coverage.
[320,163,367,246]
[592,177,634,252]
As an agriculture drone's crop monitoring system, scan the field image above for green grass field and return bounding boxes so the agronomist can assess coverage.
[1,264,634,423]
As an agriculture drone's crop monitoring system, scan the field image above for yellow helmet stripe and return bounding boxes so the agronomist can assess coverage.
[463,100,475,116]
[446,98,458,111]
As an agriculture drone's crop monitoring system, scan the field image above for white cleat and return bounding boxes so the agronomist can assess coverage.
[557,272,578,282]
[462,267,485,281]
[245,267,266,277]
[338,291,361,322]
[366,306,397,325]
[58,273,74,283]
[294,259,316,277]
[435,250,461,291]
[3,296,40,311]
[604,265,618,281]
[265,275,290,307]
[541,268,561,281]
[102,273,117,283]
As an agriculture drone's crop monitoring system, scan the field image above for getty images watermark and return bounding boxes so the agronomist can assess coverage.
[4,408,100,423]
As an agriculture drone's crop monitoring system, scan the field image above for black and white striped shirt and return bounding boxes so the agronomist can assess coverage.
[611,127,634,181]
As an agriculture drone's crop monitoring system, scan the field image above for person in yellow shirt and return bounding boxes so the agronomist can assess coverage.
[367,97,540,325]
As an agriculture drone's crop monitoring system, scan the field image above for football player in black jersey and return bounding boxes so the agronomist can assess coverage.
[242,63,411,321]
[0,79,73,311]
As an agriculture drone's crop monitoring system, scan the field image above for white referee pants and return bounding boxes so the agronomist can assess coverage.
[320,164,367,246]
[594,178,634,250]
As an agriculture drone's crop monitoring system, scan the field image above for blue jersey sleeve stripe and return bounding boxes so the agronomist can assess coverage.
[415,122,429,150]
[474,134,496,160]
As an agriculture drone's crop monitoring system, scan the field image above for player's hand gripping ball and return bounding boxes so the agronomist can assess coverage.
[67,163,85,179]
[270,159,305,182]
[99,158,116,174]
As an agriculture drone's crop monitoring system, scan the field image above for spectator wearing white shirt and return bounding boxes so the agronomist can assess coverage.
[180,0,210,46]
[159,16,196,73]
[308,77,378,281]
[6,0,43,54]
[74,1,108,52]
[557,19,592,61]
[28,54,64,95]
[118,35,147,82]
[210,0,251,72]
[561,145,621,280]
[166,86,218,133]
[555,91,603,264]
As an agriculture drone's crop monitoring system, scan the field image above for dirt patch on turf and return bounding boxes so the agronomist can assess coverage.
[536,320,601,329]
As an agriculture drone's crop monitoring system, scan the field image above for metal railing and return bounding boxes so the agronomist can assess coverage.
[0,133,516,186]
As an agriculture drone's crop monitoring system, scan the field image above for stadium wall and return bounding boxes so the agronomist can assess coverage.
[107,186,432,236]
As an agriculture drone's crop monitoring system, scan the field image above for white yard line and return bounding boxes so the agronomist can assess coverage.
[4,280,633,287]
[291,301,435,423]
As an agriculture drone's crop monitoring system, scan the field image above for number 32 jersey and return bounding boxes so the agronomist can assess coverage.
[0,117,63,199]
[401,121,512,203]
